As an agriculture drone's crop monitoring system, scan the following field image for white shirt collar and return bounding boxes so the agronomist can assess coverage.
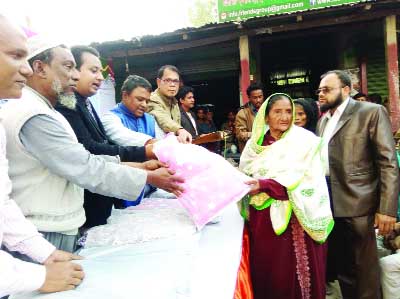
[328,96,350,118]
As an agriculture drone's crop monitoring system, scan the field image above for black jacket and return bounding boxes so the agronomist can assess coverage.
[56,93,146,162]
[179,106,199,138]
[55,93,147,228]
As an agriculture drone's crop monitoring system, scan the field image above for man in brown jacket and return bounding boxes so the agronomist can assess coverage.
[235,82,264,152]
[316,70,399,299]
[148,65,192,143]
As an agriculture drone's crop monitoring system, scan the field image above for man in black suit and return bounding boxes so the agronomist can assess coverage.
[177,86,198,138]
[56,46,160,229]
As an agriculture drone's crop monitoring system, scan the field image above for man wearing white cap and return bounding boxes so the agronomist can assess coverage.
[0,15,84,297]
[0,27,184,253]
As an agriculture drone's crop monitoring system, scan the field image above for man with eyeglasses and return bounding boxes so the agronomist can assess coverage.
[148,65,192,143]
[316,70,399,299]
[55,47,183,229]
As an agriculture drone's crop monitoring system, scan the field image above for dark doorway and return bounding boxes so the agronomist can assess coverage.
[185,74,239,129]
[260,32,338,99]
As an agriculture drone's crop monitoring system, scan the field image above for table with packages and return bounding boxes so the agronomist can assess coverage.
[11,200,244,299]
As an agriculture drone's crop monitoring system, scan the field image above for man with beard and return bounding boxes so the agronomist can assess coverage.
[0,15,84,296]
[56,47,163,228]
[148,65,192,143]
[235,82,264,152]
[316,70,399,299]
[0,37,184,252]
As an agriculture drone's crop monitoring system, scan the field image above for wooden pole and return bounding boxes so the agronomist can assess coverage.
[360,56,368,94]
[239,35,251,105]
[384,15,400,132]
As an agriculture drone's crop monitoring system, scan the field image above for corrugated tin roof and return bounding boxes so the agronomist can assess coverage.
[92,0,395,51]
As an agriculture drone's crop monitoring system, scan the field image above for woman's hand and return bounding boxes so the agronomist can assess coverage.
[245,180,260,195]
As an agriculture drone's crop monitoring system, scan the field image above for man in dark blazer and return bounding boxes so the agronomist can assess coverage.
[177,86,199,138]
[56,46,158,229]
[316,70,399,299]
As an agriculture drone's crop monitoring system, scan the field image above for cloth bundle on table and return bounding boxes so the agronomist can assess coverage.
[153,134,251,229]
[11,236,198,299]
[10,200,245,299]
[80,198,196,248]
[239,93,334,299]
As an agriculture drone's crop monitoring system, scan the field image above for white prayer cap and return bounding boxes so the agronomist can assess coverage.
[24,29,62,60]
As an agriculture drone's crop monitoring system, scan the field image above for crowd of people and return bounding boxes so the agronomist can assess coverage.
[1,14,400,299]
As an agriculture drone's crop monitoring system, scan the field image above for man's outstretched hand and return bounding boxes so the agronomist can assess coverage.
[147,167,184,197]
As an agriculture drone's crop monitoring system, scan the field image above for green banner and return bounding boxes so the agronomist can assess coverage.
[218,0,370,22]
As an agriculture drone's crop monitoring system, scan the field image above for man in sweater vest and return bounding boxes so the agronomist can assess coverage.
[0,15,84,296]
[99,74,175,205]
[102,74,158,146]
[0,34,184,253]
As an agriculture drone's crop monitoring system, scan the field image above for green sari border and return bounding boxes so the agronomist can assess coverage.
[274,203,293,236]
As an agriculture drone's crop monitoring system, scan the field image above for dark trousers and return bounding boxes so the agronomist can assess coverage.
[325,177,380,299]
[327,215,381,299]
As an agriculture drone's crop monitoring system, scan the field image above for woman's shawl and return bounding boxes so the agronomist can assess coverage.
[239,93,334,243]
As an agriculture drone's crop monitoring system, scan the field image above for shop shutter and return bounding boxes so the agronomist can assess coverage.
[367,41,388,102]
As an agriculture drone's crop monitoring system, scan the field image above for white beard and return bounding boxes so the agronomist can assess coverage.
[52,80,77,110]
[58,93,77,110]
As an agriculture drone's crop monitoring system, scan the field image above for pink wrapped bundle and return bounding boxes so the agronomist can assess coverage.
[153,134,251,229]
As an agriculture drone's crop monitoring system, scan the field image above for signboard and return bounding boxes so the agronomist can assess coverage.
[218,0,370,22]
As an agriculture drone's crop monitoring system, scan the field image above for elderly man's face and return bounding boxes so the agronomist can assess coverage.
[46,47,80,98]
[0,17,32,99]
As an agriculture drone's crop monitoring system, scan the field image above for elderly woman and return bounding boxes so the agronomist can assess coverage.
[240,93,333,299]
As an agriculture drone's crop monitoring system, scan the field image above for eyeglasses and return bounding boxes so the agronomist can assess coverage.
[315,86,342,95]
[161,78,180,86]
